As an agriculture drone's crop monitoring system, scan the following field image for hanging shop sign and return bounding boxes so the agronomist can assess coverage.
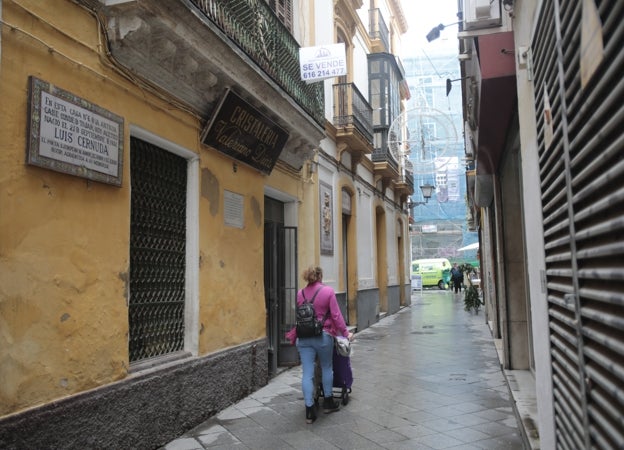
[299,43,346,82]
[26,76,124,186]
[201,89,289,175]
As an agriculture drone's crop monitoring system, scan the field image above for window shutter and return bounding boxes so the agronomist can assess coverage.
[267,0,293,33]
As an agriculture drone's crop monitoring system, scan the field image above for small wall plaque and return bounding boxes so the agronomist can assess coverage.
[224,190,244,229]
[27,76,124,186]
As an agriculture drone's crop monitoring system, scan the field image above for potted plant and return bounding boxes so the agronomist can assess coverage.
[464,285,482,313]
[460,263,483,314]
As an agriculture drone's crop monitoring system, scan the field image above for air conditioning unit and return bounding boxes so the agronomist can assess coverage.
[463,0,501,30]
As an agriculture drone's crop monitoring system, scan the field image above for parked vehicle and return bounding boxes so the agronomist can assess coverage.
[411,258,452,290]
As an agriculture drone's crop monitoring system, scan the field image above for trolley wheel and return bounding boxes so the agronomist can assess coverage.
[341,387,349,405]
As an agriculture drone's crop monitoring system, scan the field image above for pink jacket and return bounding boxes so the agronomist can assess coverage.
[285,281,349,344]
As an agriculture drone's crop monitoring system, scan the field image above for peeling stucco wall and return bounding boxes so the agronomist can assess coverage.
[0,0,267,418]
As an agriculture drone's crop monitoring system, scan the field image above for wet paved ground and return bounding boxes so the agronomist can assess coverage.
[162,290,524,449]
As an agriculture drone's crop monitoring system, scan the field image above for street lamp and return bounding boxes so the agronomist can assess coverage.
[411,183,436,207]
[420,183,435,200]
[445,76,472,96]
[426,21,461,42]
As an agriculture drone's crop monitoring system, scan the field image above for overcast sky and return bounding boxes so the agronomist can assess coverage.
[400,0,460,58]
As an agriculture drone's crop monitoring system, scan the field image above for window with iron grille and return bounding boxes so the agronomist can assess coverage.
[129,137,187,363]
[266,0,292,32]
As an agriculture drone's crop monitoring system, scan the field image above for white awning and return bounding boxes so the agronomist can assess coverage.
[457,242,479,251]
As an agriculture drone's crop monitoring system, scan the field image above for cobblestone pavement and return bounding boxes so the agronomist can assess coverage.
[161,290,524,449]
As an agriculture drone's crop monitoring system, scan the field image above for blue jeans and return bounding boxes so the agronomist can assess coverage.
[296,332,334,407]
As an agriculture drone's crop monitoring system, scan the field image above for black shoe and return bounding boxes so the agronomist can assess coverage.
[305,405,317,424]
[323,397,340,414]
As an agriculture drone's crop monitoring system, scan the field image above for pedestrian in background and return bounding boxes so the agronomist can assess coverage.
[451,263,464,294]
[288,265,352,424]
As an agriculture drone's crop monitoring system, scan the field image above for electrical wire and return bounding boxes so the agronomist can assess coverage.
[3,0,203,130]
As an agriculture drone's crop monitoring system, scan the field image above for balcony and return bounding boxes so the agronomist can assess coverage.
[368,51,405,192]
[88,0,325,170]
[369,9,390,53]
[394,167,414,202]
[194,0,324,125]
[332,83,374,162]
[372,146,399,190]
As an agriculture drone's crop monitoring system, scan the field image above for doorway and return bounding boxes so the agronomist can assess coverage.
[376,205,388,315]
[264,196,298,376]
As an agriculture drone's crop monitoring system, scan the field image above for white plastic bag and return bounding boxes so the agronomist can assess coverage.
[335,336,351,357]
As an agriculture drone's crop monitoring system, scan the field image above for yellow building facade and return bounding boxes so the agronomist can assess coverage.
[0,0,412,447]
[0,0,322,447]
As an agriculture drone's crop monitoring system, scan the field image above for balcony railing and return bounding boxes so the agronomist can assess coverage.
[333,83,373,143]
[399,160,414,192]
[369,9,390,52]
[372,147,399,171]
[190,0,324,126]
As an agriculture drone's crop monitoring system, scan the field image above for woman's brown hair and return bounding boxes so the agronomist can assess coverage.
[302,265,323,284]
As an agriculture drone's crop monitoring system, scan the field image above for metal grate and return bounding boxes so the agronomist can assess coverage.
[129,137,187,363]
[189,0,324,126]
[279,225,298,341]
[532,0,624,448]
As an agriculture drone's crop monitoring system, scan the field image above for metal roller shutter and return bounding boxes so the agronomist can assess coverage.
[532,0,624,448]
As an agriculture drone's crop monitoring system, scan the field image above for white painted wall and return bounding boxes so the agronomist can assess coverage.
[307,0,336,121]
[356,160,375,185]
[318,136,334,160]
[313,0,333,45]
[352,31,370,99]
[356,3,367,27]
[357,188,376,289]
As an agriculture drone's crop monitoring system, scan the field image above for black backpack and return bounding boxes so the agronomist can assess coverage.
[295,286,328,338]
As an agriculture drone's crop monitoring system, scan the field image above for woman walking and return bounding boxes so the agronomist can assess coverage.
[290,265,352,424]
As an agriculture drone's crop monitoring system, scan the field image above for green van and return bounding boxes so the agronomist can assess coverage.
[411,258,452,290]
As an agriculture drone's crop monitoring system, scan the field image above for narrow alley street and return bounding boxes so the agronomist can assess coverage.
[162,291,524,450]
